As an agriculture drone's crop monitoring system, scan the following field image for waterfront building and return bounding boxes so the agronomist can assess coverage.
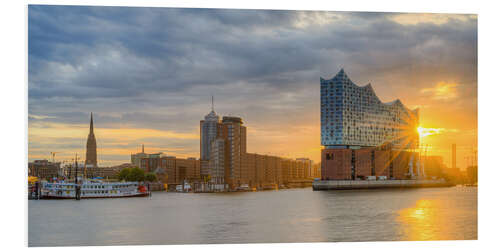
[200,97,221,177]
[130,146,166,172]
[206,116,248,188]
[200,105,313,190]
[423,156,446,178]
[139,152,166,172]
[130,146,200,186]
[296,158,313,179]
[28,160,61,180]
[209,137,226,185]
[130,144,147,167]
[61,163,131,180]
[320,69,420,180]
[85,113,98,167]
[320,69,419,149]
[311,162,321,179]
[221,116,247,187]
[158,156,200,185]
[321,145,414,180]
[466,165,478,184]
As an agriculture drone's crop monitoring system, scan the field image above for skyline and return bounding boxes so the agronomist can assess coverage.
[28,6,477,168]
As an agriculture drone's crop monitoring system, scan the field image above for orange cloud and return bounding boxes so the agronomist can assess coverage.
[28,121,198,141]
[421,82,459,100]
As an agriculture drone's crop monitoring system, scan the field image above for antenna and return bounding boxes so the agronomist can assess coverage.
[211,95,214,112]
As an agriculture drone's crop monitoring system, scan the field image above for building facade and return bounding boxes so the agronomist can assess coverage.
[221,116,247,186]
[320,69,421,180]
[131,144,148,167]
[321,69,419,149]
[200,101,221,177]
[158,156,200,185]
[209,137,226,185]
[28,160,61,180]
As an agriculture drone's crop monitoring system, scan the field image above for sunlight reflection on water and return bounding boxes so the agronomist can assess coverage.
[29,187,477,246]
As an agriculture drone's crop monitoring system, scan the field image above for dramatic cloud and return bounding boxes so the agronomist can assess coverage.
[28,5,477,168]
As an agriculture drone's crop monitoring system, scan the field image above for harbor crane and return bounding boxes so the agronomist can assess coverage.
[50,152,59,163]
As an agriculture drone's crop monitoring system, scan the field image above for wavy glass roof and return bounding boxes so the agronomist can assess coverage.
[321,69,419,149]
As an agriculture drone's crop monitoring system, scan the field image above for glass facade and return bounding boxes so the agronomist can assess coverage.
[201,110,220,161]
[321,69,419,149]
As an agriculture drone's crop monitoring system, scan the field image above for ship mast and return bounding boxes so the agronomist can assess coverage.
[74,153,79,184]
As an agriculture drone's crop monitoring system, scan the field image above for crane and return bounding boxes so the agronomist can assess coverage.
[50,152,60,163]
[422,144,428,177]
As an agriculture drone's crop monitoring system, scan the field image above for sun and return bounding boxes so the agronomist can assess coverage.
[417,127,443,137]
[417,126,424,136]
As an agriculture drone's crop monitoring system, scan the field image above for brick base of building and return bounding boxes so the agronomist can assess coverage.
[321,147,417,180]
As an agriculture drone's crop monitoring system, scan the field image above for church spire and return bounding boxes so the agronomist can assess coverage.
[85,112,97,167]
[90,112,94,134]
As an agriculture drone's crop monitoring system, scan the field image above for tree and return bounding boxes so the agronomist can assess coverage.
[145,172,157,182]
[127,167,145,182]
[118,167,145,182]
[118,168,131,181]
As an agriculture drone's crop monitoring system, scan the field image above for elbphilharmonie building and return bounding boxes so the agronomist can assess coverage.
[320,69,421,180]
[321,69,419,150]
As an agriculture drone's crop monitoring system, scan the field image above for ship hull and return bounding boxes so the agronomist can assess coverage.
[41,192,149,199]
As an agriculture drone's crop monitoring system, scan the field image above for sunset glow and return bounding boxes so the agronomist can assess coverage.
[417,127,444,137]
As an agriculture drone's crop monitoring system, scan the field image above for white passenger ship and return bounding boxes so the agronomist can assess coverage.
[40,180,149,199]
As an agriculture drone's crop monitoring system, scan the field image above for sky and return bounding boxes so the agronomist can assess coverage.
[28,5,477,168]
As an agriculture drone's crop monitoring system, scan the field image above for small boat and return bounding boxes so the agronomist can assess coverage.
[40,180,149,199]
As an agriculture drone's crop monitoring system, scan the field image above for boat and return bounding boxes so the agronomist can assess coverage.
[175,181,192,192]
[40,180,150,199]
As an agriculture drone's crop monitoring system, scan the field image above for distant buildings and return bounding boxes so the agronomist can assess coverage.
[130,147,200,186]
[423,156,446,179]
[61,163,133,180]
[28,160,61,180]
[320,69,421,180]
[131,144,148,167]
[200,102,319,190]
[466,165,478,184]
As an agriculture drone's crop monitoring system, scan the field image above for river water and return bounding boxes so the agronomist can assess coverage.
[28,186,477,246]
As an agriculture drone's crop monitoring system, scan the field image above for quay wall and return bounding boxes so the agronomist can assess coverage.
[312,179,453,190]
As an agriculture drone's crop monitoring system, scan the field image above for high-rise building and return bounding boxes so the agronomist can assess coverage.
[200,106,311,190]
[320,69,419,149]
[131,144,147,167]
[85,112,98,167]
[221,116,247,186]
[320,69,421,180]
[200,96,220,176]
[206,116,247,187]
[209,137,226,185]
